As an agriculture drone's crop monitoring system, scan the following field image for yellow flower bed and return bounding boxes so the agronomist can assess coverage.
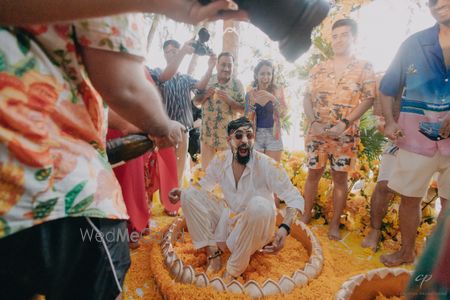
[173,232,309,285]
[124,213,414,299]
[280,150,437,246]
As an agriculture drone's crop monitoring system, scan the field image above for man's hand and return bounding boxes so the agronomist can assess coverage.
[214,89,229,101]
[439,114,450,138]
[121,123,142,136]
[261,227,288,254]
[208,54,217,69]
[181,39,195,55]
[168,188,182,204]
[326,121,346,138]
[193,119,202,129]
[384,121,404,141]
[205,87,216,99]
[309,121,327,136]
[156,0,247,25]
[150,120,185,149]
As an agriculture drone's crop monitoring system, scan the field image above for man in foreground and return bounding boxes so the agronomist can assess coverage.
[378,0,450,266]
[168,117,304,280]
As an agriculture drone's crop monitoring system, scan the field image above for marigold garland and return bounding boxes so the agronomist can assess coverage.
[123,147,437,299]
[173,232,309,285]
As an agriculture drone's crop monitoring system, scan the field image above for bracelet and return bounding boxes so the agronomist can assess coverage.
[207,249,223,260]
[278,223,291,235]
[341,118,350,129]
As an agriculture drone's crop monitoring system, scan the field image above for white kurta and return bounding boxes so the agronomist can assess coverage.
[181,150,304,277]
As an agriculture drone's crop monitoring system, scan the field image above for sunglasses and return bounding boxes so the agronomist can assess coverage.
[233,131,254,140]
[429,0,437,6]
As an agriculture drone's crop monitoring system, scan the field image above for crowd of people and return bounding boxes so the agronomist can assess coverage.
[1,0,449,299]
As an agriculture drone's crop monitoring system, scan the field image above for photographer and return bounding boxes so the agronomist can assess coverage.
[148,39,217,212]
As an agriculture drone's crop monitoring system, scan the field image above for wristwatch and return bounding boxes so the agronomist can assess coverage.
[341,118,350,129]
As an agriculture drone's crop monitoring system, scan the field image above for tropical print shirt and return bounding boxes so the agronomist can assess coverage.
[304,57,376,152]
[201,75,245,150]
[380,24,450,157]
[0,14,147,238]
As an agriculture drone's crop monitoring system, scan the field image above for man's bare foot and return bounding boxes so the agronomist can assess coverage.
[328,225,342,240]
[361,228,380,252]
[206,246,222,274]
[222,270,236,283]
[300,213,312,224]
[380,250,415,267]
[206,256,221,274]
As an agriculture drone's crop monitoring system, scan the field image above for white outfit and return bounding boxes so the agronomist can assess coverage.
[181,150,304,277]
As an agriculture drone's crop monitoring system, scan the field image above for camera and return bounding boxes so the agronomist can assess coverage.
[198,0,330,62]
[191,27,213,56]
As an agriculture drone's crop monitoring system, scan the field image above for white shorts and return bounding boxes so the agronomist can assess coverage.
[376,143,399,182]
[388,149,450,199]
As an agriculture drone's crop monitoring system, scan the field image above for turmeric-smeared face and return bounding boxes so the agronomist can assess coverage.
[227,126,254,165]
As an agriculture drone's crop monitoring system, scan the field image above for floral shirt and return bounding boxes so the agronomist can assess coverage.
[0,14,147,238]
[201,75,245,150]
[306,58,376,137]
[380,24,450,157]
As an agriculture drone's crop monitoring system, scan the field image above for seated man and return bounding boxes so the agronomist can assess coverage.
[169,117,304,280]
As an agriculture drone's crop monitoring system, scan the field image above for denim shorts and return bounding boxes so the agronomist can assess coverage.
[255,128,283,151]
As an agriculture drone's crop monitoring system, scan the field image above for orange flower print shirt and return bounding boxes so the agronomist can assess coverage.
[304,58,376,171]
[0,14,147,238]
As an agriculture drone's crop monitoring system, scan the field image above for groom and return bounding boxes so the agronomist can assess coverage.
[169,117,304,280]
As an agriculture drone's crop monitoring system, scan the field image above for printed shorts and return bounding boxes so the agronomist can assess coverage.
[305,135,357,172]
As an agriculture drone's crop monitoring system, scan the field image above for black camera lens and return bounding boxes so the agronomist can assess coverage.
[192,28,213,56]
[197,0,329,62]
[198,27,210,43]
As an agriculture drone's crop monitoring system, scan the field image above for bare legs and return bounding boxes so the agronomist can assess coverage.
[301,168,348,240]
[380,195,421,266]
[361,180,393,251]
[265,150,282,207]
[301,167,325,224]
[265,150,282,162]
[328,170,348,240]
[175,132,189,187]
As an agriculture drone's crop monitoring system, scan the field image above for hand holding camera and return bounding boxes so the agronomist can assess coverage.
[208,53,218,68]
[191,27,214,56]
[181,39,195,55]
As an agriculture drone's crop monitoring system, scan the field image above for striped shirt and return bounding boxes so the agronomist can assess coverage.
[148,67,198,128]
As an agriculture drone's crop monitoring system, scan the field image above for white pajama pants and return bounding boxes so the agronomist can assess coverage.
[181,187,276,277]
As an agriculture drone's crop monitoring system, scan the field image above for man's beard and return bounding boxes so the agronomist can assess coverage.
[234,144,252,165]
